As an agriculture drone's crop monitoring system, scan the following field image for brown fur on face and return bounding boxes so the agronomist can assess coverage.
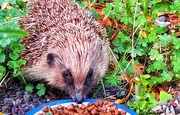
[19,0,109,103]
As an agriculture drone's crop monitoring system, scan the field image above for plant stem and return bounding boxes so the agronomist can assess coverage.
[101,79,107,97]
[143,0,149,17]
[124,0,131,17]
[132,1,141,102]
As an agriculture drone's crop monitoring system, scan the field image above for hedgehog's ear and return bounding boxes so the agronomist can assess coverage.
[47,53,55,67]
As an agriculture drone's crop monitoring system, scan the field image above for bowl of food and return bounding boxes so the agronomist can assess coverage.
[26,99,137,115]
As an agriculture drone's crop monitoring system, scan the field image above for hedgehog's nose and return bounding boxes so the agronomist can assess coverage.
[75,94,84,104]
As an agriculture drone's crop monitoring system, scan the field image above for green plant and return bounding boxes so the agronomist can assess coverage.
[101,0,180,114]
[25,83,46,96]
[0,0,28,86]
[36,83,46,96]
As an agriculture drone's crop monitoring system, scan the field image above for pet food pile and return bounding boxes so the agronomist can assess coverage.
[37,100,127,115]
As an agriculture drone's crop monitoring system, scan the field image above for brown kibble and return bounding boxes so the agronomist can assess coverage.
[109,105,118,112]
[106,111,112,115]
[107,101,114,107]
[87,105,95,111]
[104,100,108,105]
[98,100,103,107]
[78,109,84,114]
[66,104,74,111]
[120,110,127,115]
[57,104,63,110]
[114,109,119,115]
[74,113,79,115]
[81,104,86,109]
[52,107,58,114]
[101,104,107,111]
[97,106,102,112]
[39,100,125,115]
[91,108,97,115]
[42,106,49,112]
[87,102,94,106]
[63,109,69,114]
[68,111,75,115]
[94,101,99,107]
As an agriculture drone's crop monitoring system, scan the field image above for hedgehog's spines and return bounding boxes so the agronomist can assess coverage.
[19,0,109,103]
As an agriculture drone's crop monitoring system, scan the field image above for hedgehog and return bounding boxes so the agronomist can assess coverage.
[18,0,109,103]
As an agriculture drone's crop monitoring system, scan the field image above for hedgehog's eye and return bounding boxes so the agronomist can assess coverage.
[47,53,55,67]
[85,68,94,86]
[87,69,93,79]
[63,70,74,85]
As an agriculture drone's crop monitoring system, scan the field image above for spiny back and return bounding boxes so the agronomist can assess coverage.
[19,0,106,66]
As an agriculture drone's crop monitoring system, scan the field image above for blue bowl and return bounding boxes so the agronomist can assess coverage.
[26,99,137,115]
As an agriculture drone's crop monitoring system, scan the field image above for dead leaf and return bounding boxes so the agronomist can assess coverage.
[134,64,144,75]
[154,91,160,101]
[147,16,152,22]
[140,30,147,38]
[98,16,112,26]
[157,86,167,92]
[113,19,119,29]
[115,99,124,104]
[110,32,118,41]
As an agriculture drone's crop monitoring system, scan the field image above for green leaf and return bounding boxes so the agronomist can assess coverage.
[127,101,134,108]
[175,74,180,79]
[161,71,172,82]
[159,34,173,46]
[37,89,46,96]
[25,83,34,93]
[159,91,172,102]
[135,15,146,26]
[173,38,180,49]
[9,52,19,60]
[10,42,24,53]
[0,66,6,79]
[149,92,158,106]
[149,76,164,86]
[90,8,99,20]
[13,70,22,77]
[0,53,5,63]
[147,34,157,42]
[153,1,171,12]
[103,3,112,15]
[7,59,26,68]
[36,83,45,90]
[170,0,180,13]
[130,45,147,57]
[36,83,46,96]
[149,49,163,60]
[147,60,166,73]
[121,16,133,24]
[172,59,180,72]
[0,38,12,47]
[105,74,121,86]
[0,27,28,38]
[137,101,147,110]
[140,75,151,86]
[118,32,131,43]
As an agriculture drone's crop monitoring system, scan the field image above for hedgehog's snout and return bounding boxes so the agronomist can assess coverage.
[74,94,84,104]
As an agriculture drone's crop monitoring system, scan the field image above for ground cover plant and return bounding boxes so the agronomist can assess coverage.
[0,0,46,97]
[0,0,180,114]
[79,0,180,114]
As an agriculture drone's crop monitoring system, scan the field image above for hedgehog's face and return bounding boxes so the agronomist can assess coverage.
[45,39,109,104]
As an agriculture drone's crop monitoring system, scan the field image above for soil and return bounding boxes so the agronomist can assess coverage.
[0,78,180,115]
[0,78,127,114]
